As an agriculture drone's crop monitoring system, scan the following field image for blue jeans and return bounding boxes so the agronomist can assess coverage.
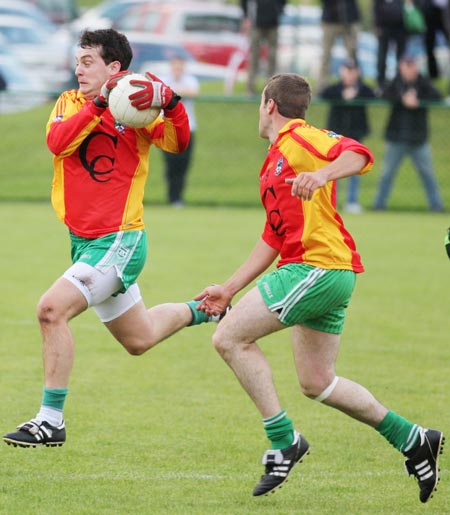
[373,141,444,211]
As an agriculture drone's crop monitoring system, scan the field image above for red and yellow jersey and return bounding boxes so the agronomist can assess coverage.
[260,119,374,272]
[46,89,190,238]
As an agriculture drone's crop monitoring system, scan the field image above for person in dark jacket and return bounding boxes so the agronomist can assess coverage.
[316,0,361,93]
[241,0,286,95]
[373,0,409,89]
[373,53,444,211]
[321,58,375,213]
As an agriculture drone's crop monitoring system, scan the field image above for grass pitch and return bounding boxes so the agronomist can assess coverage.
[0,203,449,515]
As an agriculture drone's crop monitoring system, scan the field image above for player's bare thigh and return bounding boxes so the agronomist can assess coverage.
[214,286,285,345]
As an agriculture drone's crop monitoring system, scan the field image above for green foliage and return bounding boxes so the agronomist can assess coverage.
[0,204,449,514]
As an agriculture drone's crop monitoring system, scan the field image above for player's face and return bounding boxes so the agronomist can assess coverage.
[75,46,116,100]
[258,89,270,140]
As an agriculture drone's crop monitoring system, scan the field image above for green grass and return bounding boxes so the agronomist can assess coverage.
[0,203,449,515]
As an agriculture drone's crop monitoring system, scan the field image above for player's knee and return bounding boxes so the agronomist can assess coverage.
[37,296,63,326]
[119,336,149,356]
[300,375,338,401]
[211,327,226,355]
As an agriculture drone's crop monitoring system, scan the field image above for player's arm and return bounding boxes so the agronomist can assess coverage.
[46,95,106,156]
[194,238,279,316]
[287,149,371,201]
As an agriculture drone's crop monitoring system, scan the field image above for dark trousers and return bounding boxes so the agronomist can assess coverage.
[162,133,195,204]
[377,27,407,87]
[425,6,450,79]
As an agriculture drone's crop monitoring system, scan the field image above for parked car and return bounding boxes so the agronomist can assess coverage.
[27,0,78,24]
[0,0,55,30]
[0,47,48,113]
[0,15,72,96]
[128,32,230,80]
[113,2,247,68]
[70,0,149,35]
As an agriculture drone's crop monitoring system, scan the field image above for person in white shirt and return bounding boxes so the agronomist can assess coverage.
[160,55,200,207]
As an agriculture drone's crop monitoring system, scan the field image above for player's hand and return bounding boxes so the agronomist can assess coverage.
[285,171,327,201]
[194,284,232,317]
[129,72,178,110]
[93,70,131,108]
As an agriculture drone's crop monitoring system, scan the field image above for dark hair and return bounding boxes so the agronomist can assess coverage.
[264,74,311,119]
[79,28,132,70]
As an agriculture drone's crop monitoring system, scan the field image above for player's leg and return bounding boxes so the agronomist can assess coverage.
[212,286,285,417]
[104,296,202,355]
[3,275,89,448]
[292,325,444,503]
[212,284,310,496]
[291,325,388,423]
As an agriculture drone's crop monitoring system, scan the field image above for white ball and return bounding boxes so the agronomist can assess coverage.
[108,73,160,128]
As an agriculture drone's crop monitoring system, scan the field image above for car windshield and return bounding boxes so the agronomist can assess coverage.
[0,25,46,44]
[130,41,193,70]
[184,14,241,33]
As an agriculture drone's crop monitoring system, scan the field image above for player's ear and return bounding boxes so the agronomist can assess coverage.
[109,60,122,74]
[267,98,277,114]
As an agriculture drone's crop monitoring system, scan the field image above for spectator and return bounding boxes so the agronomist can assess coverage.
[373,53,444,211]
[373,0,408,90]
[316,0,361,93]
[421,0,450,79]
[320,59,376,213]
[241,0,286,95]
[160,55,200,207]
[0,71,6,92]
[445,227,450,258]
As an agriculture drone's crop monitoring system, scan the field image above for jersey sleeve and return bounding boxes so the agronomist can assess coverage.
[144,102,190,153]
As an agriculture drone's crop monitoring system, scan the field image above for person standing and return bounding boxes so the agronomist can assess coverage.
[195,73,444,503]
[320,58,375,213]
[373,0,409,90]
[160,55,200,207]
[241,0,286,95]
[316,0,361,93]
[3,28,227,448]
[422,0,450,79]
[373,53,444,211]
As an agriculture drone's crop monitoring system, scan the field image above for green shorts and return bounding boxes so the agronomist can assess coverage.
[69,230,147,292]
[257,263,356,334]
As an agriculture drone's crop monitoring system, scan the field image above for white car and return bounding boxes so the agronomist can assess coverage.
[70,0,148,35]
[0,50,48,113]
[126,32,241,90]
[0,15,72,97]
[0,0,55,29]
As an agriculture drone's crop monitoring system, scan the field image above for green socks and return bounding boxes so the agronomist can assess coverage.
[42,387,68,410]
[37,387,68,426]
[375,410,421,453]
[264,410,295,450]
[186,300,209,326]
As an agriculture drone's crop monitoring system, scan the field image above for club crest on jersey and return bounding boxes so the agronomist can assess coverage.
[275,157,283,176]
[327,131,341,139]
[114,120,126,134]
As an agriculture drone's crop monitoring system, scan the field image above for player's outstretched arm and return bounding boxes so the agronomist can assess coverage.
[195,238,279,316]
